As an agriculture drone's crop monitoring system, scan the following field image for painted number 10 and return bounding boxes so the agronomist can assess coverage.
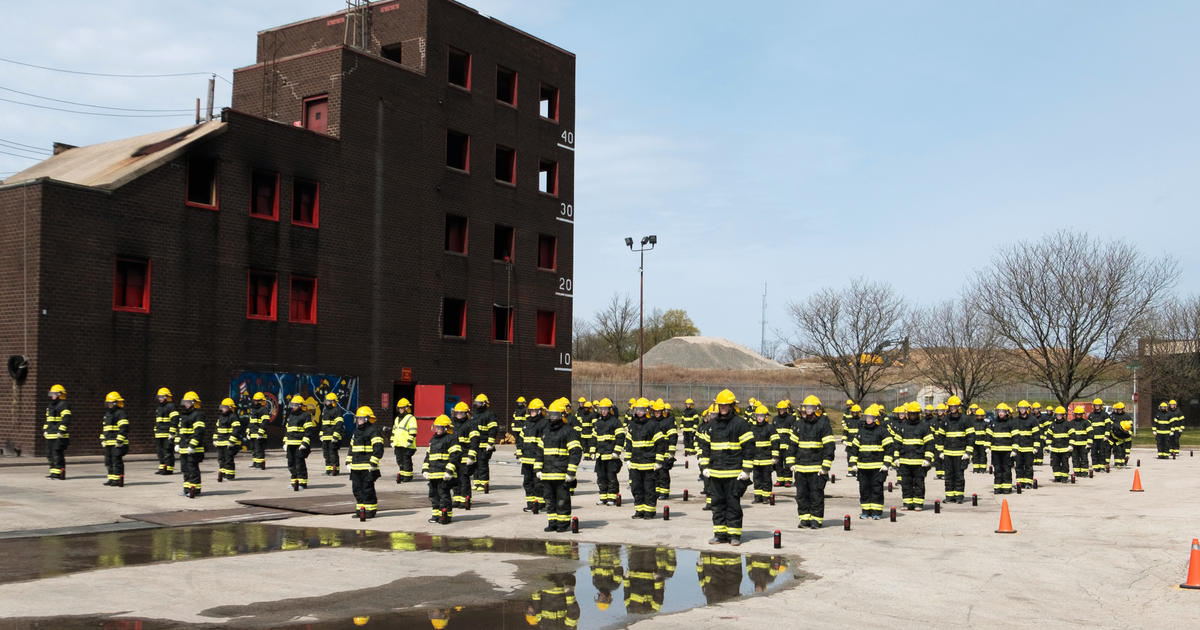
[559,352,572,367]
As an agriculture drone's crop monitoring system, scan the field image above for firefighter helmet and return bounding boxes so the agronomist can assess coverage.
[220,397,235,408]
[156,387,172,398]
[715,389,736,405]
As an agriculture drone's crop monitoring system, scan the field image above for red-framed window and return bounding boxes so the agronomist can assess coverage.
[247,270,278,321]
[442,298,467,337]
[289,275,317,324]
[537,233,557,271]
[448,47,471,89]
[445,214,468,254]
[536,310,556,346]
[185,156,218,209]
[496,65,517,106]
[492,306,514,343]
[539,83,559,121]
[538,159,558,196]
[447,130,470,172]
[250,170,280,220]
[495,145,516,185]
[113,257,150,313]
[493,224,514,262]
[292,179,319,227]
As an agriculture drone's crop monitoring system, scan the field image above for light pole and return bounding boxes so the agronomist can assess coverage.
[625,235,657,398]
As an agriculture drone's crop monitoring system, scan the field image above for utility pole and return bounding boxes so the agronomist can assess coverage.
[760,282,767,357]
[625,235,657,398]
[206,75,215,121]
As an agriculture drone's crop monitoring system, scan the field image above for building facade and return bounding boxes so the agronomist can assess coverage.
[0,0,575,455]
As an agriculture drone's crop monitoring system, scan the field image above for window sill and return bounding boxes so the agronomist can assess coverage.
[539,115,560,124]
[290,319,317,325]
[490,339,514,345]
[536,266,557,273]
[291,221,319,229]
[185,201,219,211]
[496,100,518,110]
[493,258,514,264]
[493,179,516,188]
[448,83,471,93]
[445,166,470,175]
[441,335,467,341]
[250,213,280,222]
[112,307,150,314]
[444,250,468,257]
[246,315,277,322]
[537,190,559,199]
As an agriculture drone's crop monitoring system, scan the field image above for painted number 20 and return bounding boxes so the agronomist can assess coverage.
[559,278,572,292]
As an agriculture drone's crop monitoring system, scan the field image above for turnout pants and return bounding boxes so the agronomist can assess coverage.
[1112,441,1129,466]
[1050,451,1071,481]
[1072,445,1090,474]
[795,471,827,523]
[774,458,793,485]
[943,455,966,499]
[596,458,620,502]
[857,467,885,516]
[104,445,125,481]
[251,437,266,467]
[683,430,696,455]
[46,438,68,477]
[1092,441,1110,471]
[521,463,545,508]
[991,451,1013,492]
[899,464,926,506]
[217,444,236,478]
[1155,433,1170,458]
[1014,451,1033,486]
[971,447,988,472]
[155,436,175,472]
[473,448,493,488]
[181,452,202,491]
[543,479,572,530]
[708,476,745,539]
[351,469,378,514]
[394,446,415,481]
[752,464,773,500]
[286,445,309,486]
[429,478,453,519]
[656,460,673,497]
[453,464,474,504]
[322,441,339,473]
[630,468,658,516]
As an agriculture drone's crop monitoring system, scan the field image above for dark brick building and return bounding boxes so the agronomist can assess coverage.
[0,0,575,455]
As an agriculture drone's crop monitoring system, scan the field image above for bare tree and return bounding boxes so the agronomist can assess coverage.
[972,230,1179,406]
[1139,295,1200,400]
[787,277,909,402]
[908,299,1007,406]
[593,293,639,363]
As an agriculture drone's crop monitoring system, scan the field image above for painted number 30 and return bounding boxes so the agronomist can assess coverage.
[559,203,573,218]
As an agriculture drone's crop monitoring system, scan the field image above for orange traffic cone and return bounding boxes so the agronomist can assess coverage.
[995,499,1016,534]
[1181,539,1200,590]
[1130,469,1145,493]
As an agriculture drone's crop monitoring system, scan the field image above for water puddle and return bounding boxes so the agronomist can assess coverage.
[0,523,801,629]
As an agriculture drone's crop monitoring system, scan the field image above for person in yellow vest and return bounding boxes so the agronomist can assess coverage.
[391,398,418,483]
[44,384,71,479]
[175,391,206,497]
[100,391,129,487]
[346,406,384,519]
[213,398,243,481]
[153,387,178,475]
[319,392,344,476]
[247,393,270,469]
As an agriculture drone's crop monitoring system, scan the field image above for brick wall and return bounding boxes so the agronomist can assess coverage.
[0,182,42,454]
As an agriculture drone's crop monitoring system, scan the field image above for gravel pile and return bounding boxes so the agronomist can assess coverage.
[638,336,785,371]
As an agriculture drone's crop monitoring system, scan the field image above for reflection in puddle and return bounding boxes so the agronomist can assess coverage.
[0,524,800,628]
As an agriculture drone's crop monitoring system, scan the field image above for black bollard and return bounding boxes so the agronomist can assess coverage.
[1016,484,1022,494]
[292,481,299,492]
[934,500,941,514]
[217,472,223,483]
[615,494,622,507]
[844,515,851,530]
[1033,478,1038,489]
[972,493,978,506]
[1137,459,1141,467]
[890,507,897,522]
[663,505,670,521]
[685,459,689,469]
[1070,474,1076,484]
[464,496,471,511]
[484,482,490,494]
[887,481,893,493]
[830,473,836,484]
[571,517,579,534]
[769,493,775,506]
[1089,470,1094,478]
[773,530,781,549]
[683,489,689,502]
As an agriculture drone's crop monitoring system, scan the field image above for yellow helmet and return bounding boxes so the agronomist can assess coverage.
[548,399,568,413]
[1112,401,1125,410]
[893,406,904,414]
[182,391,201,404]
[526,614,539,626]
[975,408,985,416]
[995,403,1011,412]
[49,384,66,395]
[755,405,768,415]
[353,616,370,627]
[1054,406,1066,415]
[356,406,376,421]
[1074,405,1086,414]
[290,395,305,405]
[516,396,526,403]
[845,399,853,406]
[434,414,452,427]
[1092,398,1102,405]
[968,403,978,410]
[905,401,922,414]
[863,405,879,417]
[324,392,339,402]
[252,392,265,401]
[1169,399,1177,405]
[936,403,947,411]
[946,395,962,406]
[1031,402,1042,409]
[105,391,124,405]
[802,395,821,407]
[684,398,694,404]
[528,398,545,410]
[1120,420,1132,432]
[1159,402,1168,409]
[776,400,789,409]
[651,399,666,411]
[156,387,173,398]
[850,404,861,413]
[664,402,671,410]
[924,404,935,412]
[475,393,490,404]
[1017,400,1031,409]
[220,397,236,408]
[596,601,610,611]
[430,619,448,630]
[715,389,736,405]
[634,397,651,408]
[628,398,636,405]
[599,397,613,407]
[453,401,470,413]
[578,396,587,404]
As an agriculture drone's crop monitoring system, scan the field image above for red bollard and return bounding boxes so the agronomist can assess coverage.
[1089,470,1094,478]
[571,517,579,534]
[889,507,897,522]
[685,459,689,469]
[769,493,775,506]
[292,481,299,492]
[843,515,851,530]
[971,494,978,506]
[1033,478,1038,489]
[830,473,836,484]
[663,505,670,521]
[465,496,471,511]
[217,472,223,483]
[358,508,366,522]
[532,502,540,514]
[615,494,622,507]
[440,508,448,524]
[1070,474,1076,484]
[887,481,893,493]
[934,500,941,514]
[683,489,689,502]
[483,482,490,494]
[1106,464,1110,473]
[1016,484,1022,494]
[773,530,781,549]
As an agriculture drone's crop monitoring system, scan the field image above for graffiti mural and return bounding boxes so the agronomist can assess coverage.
[230,372,359,436]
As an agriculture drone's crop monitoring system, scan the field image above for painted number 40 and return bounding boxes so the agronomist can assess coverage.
[560,130,574,146]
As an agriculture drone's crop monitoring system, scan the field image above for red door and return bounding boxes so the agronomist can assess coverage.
[413,384,445,447]
[304,97,328,134]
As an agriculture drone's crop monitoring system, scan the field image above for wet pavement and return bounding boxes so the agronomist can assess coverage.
[0,523,798,629]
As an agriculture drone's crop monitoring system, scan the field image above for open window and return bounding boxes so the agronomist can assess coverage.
[250,170,280,220]
[539,83,559,121]
[496,66,517,106]
[442,298,466,337]
[538,160,558,196]
[536,310,556,346]
[492,306,513,343]
[113,257,150,313]
[447,130,470,171]
[495,145,516,184]
[186,156,218,208]
[493,225,514,262]
[448,47,471,89]
[292,179,319,227]
[537,233,557,270]
[381,43,403,64]
[289,275,317,324]
[445,214,468,254]
[247,270,278,321]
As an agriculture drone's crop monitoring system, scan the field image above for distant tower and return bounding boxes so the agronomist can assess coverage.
[760,283,767,357]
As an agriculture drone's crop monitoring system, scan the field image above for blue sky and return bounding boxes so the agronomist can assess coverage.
[3,1,1197,353]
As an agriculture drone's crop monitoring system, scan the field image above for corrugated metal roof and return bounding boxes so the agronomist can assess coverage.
[0,120,226,191]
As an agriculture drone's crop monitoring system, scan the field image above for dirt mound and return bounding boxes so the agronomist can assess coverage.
[638,336,784,371]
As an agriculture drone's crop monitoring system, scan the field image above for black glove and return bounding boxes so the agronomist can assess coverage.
[371,468,381,481]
